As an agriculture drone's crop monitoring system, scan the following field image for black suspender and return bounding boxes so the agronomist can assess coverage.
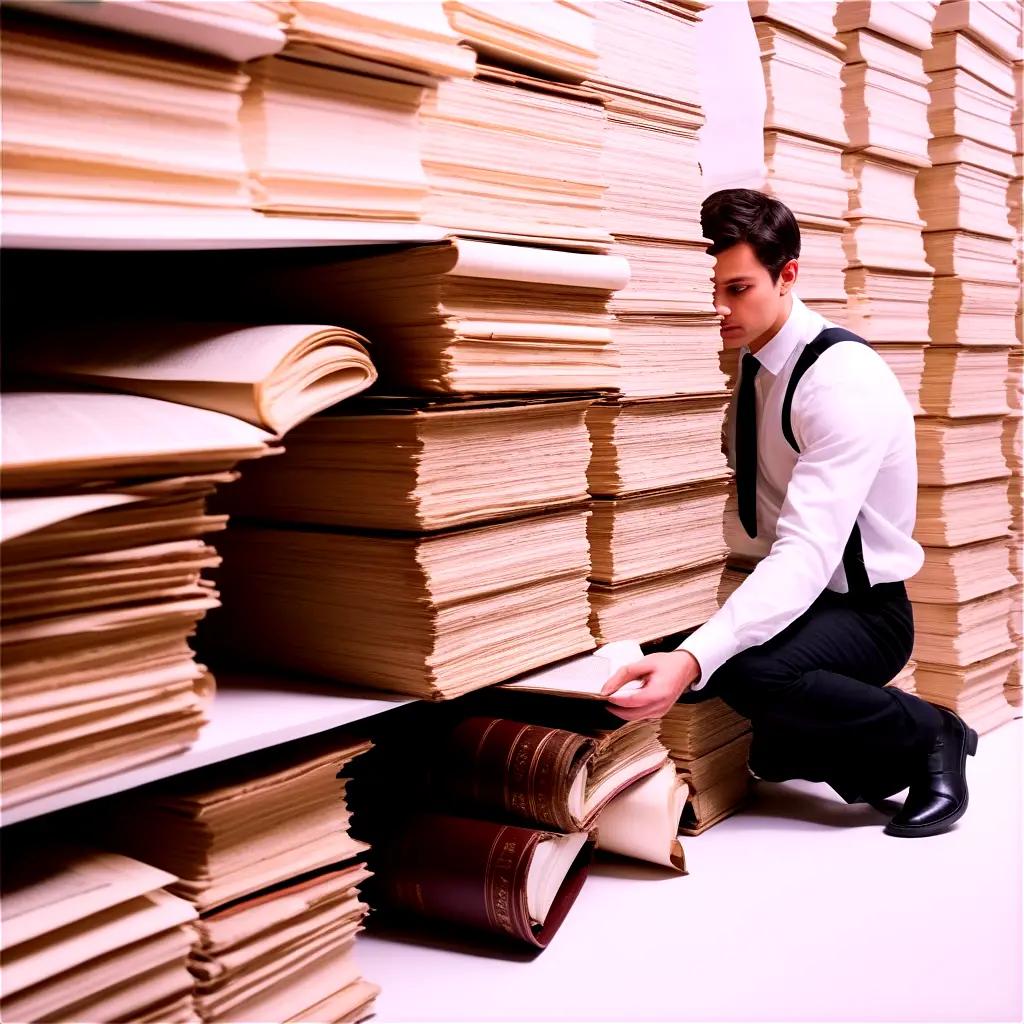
[780,326,872,595]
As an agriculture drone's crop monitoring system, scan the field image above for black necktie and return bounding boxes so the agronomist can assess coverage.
[737,352,760,538]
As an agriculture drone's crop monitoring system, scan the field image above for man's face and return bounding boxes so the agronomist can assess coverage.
[711,241,796,351]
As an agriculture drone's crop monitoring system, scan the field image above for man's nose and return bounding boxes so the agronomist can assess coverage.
[715,300,731,318]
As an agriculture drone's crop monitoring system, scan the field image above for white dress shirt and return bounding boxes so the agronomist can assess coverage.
[678,295,924,690]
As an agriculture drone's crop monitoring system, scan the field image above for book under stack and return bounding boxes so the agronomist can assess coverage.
[581,0,731,647]
[749,1,849,322]
[0,846,198,1023]
[0,390,275,809]
[836,0,939,413]
[88,734,379,1023]
[908,0,1020,731]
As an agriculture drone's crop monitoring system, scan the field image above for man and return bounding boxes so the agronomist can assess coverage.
[601,189,978,838]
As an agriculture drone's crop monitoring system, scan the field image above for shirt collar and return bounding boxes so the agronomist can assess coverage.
[746,294,816,377]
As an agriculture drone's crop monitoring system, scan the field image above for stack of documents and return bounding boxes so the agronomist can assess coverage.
[0,846,197,1023]
[98,734,379,1023]
[0,391,275,807]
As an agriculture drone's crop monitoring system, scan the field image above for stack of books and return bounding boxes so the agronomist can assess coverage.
[836,0,938,412]
[749,1,849,322]
[0,846,198,1023]
[909,0,1020,731]
[583,0,731,646]
[91,734,380,1023]
[661,699,753,834]
[0,391,275,808]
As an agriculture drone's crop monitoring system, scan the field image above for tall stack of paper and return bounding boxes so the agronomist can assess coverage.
[661,699,753,834]
[0,846,198,1023]
[588,0,726,396]
[0,12,250,218]
[910,0,1020,732]
[1007,47,1023,711]
[749,1,849,322]
[93,734,379,1023]
[419,67,610,249]
[835,1,939,413]
[577,1,730,645]
[0,391,275,808]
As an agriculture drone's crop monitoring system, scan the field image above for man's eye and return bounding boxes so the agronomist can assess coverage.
[729,285,748,295]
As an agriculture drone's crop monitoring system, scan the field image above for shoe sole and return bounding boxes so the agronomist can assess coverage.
[884,724,979,839]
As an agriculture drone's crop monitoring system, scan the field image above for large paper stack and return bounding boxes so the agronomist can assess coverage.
[1007,46,1023,711]
[0,12,250,218]
[92,734,379,1023]
[0,391,275,808]
[910,0,1020,731]
[661,699,753,834]
[0,846,198,1023]
[750,1,849,322]
[211,507,593,700]
[579,1,730,646]
[836,0,939,413]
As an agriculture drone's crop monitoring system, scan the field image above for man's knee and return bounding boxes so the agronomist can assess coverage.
[707,649,802,718]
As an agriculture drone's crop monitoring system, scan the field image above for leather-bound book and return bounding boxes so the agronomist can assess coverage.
[435,713,667,831]
[375,812,593,948]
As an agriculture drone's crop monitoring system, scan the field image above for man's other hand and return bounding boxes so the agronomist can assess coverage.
[600,651,702,721]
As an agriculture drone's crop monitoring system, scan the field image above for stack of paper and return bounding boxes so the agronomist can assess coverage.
[226,239,626,394]
[223,395,594,532]
[588,1,726,397]
[0,391,275,807]
[274,1,476,81]
[0,12,250,219]
[420,67,609,249]
[0,846,197,1023]
[836,2,938,413]
[887,659,919,695]
[96,735,379,1023]
[909,1,1020,729]
[750,2,849,317]
[914,479,1013,548]
[661,700,753,835]
[241,55,427,219]
[442,0,598,83]
[211,509,594,699]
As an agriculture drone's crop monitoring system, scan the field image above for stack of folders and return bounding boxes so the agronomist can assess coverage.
[0,846,198,1023]
[88,734,380,1023]
[0,323,377,807]
[910,0,1020,731]
[749,1,849,322]
[836,0,939,413]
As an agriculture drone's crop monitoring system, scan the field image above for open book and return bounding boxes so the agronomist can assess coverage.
[374,812,593,948]
[435,712,666,831]
[11,323,377,435]
[498,640,646,700]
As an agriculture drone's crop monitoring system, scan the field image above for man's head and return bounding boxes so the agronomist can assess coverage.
[700,189,801,352]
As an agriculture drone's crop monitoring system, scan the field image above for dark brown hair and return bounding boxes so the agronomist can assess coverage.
[700,189,801,281]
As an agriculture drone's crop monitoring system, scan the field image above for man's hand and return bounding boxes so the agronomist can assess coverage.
[600,651,702,721]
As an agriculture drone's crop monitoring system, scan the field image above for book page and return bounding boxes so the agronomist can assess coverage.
[499,640,645,699]
[0,493,141,543]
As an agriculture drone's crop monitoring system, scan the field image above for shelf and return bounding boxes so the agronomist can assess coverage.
[0,679,412,827]
[2,212,450,251]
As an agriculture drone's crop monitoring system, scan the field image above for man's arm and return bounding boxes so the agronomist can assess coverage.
[604,347,896,716]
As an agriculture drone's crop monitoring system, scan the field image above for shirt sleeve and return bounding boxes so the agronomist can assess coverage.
[677,348,895,689]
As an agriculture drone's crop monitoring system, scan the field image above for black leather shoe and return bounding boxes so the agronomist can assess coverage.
[884,708,978,838]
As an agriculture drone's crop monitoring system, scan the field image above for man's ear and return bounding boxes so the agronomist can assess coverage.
[778,258,799,295]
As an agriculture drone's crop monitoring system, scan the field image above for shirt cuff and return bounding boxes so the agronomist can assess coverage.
[676,615,741,691]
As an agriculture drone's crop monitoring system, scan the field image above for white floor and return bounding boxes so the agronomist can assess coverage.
[358,719,1023,1023]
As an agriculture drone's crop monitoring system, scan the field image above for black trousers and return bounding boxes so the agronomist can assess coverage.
[681,581,945,803]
